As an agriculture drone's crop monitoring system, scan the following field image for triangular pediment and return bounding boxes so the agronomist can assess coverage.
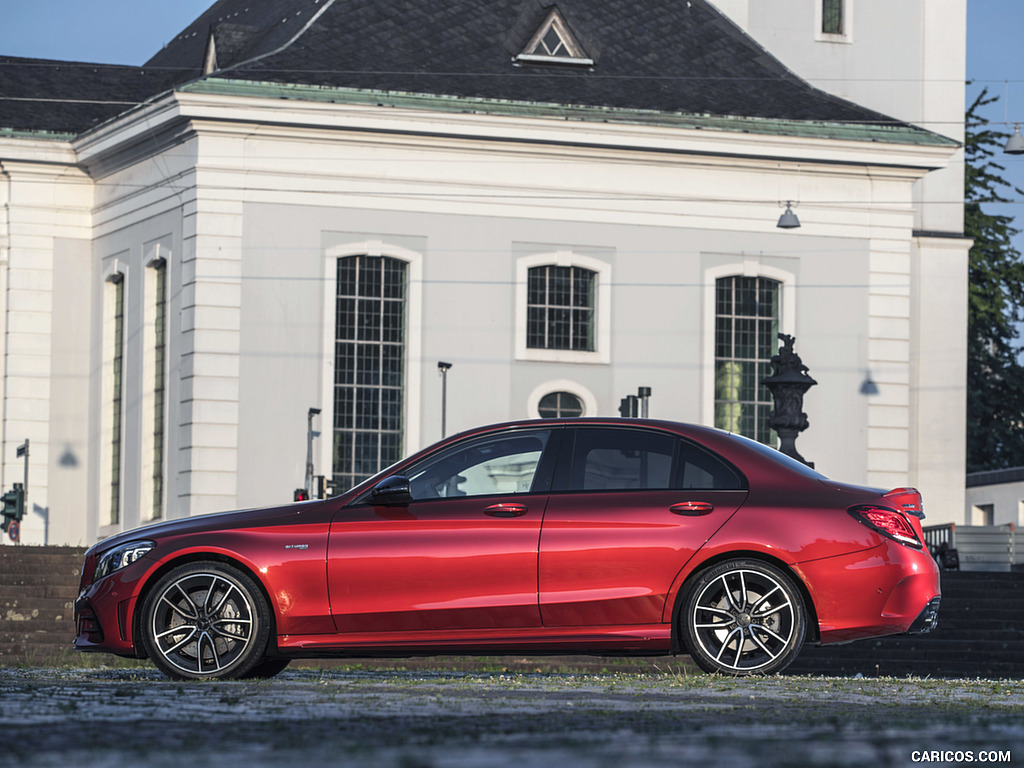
[515,7,593,66]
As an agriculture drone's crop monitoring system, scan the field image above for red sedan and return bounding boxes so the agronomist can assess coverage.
[75,419,940,679]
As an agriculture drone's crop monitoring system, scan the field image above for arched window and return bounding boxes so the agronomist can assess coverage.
[333,255,407,490]
[714,276,780,444]
[538,391,585,418]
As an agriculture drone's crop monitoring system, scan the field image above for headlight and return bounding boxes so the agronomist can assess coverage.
[93,540,155,582]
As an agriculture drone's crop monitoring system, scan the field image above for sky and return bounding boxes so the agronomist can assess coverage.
[0,0,1022,238]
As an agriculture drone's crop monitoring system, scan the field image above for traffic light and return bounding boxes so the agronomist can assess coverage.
[293,488,310,502]
[618,395,639,418]
[1,483,24,533]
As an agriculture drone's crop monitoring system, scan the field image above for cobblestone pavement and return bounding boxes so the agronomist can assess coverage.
[0,666,1021,768]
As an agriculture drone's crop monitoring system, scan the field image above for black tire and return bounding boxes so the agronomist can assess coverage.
[140,561,271,680]
[680,559,806,676]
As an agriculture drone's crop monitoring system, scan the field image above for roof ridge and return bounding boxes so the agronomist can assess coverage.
[214,0,340,77]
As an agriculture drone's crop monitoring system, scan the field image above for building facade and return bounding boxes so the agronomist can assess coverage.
[0,0,969,545]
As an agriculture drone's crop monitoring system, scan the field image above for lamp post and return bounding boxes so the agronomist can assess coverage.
[761,334,817,467]
[305,408,321,496]
[438,362,452,438]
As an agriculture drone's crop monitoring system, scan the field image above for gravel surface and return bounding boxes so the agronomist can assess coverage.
[0,665,1021,767]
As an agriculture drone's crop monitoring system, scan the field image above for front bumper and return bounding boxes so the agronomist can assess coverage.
[73,562,148,657]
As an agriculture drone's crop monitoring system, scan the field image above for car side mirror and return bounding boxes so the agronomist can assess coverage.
[371,475,412,506]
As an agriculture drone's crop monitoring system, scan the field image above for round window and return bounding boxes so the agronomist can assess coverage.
[538,391,585,418]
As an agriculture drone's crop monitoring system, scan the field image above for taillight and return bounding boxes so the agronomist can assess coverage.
[848,505,923,549]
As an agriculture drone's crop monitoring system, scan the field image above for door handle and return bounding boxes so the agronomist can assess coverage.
[484,503,528,518]
[670,501,714,516]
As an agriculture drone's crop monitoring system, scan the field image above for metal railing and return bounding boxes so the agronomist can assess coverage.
[923,523,1018,571]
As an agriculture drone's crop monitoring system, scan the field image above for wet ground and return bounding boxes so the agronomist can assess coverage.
[0,665,1021,768]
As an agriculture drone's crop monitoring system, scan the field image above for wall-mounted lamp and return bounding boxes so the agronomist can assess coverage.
[777,201,801,229]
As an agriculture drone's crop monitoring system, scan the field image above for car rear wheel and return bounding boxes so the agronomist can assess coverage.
[141,561,271,680]
[681,559,806,676]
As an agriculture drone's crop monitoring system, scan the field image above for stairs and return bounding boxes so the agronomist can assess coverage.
[0,545,85,666]
[1,548,1022,676]
[789,571,1024,678]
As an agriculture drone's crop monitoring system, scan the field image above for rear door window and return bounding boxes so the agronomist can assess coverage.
[557,427,745,492]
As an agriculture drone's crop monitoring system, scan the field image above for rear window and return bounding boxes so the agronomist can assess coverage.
[731,433,828,480]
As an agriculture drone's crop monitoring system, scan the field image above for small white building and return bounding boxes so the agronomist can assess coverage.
[965,469,1024,527]
[0,0,969,545]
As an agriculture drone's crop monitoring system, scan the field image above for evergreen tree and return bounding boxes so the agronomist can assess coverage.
[965,88,1024,471]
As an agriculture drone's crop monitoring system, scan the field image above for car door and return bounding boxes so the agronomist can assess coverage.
[327,427,560,633]
[539,425,747,627]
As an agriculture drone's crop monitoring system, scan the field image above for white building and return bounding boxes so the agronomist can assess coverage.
[965,469,1024,527]
[0,0,969,545]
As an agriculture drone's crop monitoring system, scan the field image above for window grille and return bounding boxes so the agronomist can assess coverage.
[822,0,843,34]
[526,265,596,352]
[714,276,780,444]
[333,255,406,491]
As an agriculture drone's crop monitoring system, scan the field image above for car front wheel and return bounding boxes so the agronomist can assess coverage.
[141,561,271,680]
[681,559,806,676]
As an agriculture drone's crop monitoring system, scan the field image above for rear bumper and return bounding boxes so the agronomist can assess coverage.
[795,541,941,645]
[906,596,941,635]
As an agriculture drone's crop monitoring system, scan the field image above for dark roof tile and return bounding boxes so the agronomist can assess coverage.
[2,0,910,135]
[0,57,170,134]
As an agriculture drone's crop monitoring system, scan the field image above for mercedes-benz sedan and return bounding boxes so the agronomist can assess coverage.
[75,419,940,679]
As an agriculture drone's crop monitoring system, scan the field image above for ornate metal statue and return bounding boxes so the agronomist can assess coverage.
[761,333,817,467]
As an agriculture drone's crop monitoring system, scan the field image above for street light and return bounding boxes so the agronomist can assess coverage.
[438,362,452,438]
[1005,124,1024,155]
[305,408,321,496]
[777,201,801,229]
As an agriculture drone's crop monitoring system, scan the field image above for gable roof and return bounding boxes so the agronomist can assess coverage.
[1,0,942,140]
[156,0,899,126]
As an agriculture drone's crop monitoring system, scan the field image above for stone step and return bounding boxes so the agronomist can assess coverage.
[931,620,1024,634]
[0,585,81,600]
[0,557,82,571]
[0,572,82,589]
[933,598,1022,615]
[0,622,75,642]
[811,638,1022,655]
[0,596,75,619]
[789,658,1024,678]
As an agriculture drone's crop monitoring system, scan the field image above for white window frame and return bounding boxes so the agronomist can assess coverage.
[515,251,611,365]
[100,257,128,534]
[526,379,598,419]
[140,243,169,522]
[702,260,796,429]
[816,0,853,44]
[321,241,424,483]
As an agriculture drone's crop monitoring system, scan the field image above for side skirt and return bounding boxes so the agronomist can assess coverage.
[277,624,672,656]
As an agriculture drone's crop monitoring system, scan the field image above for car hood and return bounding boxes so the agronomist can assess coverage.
[85,499,326,557]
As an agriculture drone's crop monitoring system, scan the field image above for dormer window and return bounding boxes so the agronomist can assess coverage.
[515,7,593,66]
